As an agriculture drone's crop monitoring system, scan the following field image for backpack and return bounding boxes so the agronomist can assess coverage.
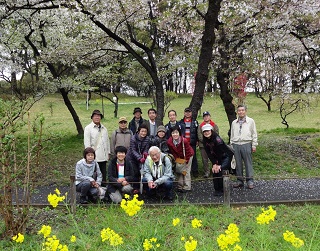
[162,153,176,173]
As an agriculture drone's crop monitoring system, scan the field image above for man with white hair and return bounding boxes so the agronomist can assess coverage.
[230,105,258,189]
[142,146,175,200]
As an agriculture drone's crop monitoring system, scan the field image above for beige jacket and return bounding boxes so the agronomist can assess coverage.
[230,116,258,148]
[84,122,110,162]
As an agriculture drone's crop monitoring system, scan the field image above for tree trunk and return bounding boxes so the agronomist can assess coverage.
[190,0,222,118]
[216,28,236,130]
[59,88,84,135]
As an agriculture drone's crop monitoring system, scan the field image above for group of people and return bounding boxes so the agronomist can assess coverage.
[75,105,258,204]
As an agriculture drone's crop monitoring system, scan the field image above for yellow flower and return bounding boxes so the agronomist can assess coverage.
[48,189,66,208]
[181,236,185,241]
[120,194,144,216]
[184,236,197,251]
[172,218,180,226]
[143,237,160,250]
[38,225,52,238]
[101,228,123,246]
[12,233,24,243]
[217,223,241,251]
[55,188,61,195]
[283,230,304,248]
[191,218,202,228]
[256,206,277,225]
[143,239,153,251]
[70,235,76,243]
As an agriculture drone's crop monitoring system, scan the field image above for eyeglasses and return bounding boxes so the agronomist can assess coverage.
[119,121,127,124]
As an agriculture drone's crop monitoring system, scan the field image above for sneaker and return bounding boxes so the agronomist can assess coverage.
[247,184,254,189]
[203,173,209,178]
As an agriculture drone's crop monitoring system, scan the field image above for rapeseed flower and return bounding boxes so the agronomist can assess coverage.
[100,227,123,246]
[48,189,66,208]
[70,235,76,243]
[143,237,160,250]
[184,236,197,251]
[172,218,180,226]
[191,218,202,228]
[38,225,52,238]
[12,233,24,243]
[120,194,144,216]
[283,230,304,248]
[217,223,241,251]
[256,206,277,225]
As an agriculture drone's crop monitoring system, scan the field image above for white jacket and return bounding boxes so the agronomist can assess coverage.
[84,122,110,162]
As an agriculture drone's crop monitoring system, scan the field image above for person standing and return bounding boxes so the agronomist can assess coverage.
[127,124,150,192]
[142,146,174,200]
[110,117,132,159]
[167,125,194,192]
[197,111,219,178]
[165,110,185,139]
[128,107,147,134]
[230,105,258,189]
[180,107,199,177]
[84,110,110,184]
[202,125,233,196]
[107,146,135,203]
[146,108,163,136]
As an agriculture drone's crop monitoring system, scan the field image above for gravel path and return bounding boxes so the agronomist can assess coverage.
[13,178,320,206]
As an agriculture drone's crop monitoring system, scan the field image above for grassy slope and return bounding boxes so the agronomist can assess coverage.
[22,92,320,185]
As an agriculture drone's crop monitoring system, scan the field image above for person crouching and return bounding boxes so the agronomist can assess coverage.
[107,146,135,203]
[75,147,102,204]
[142,146,174,201]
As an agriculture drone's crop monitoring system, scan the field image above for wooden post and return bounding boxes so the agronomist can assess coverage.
[70,175,76,214]
[223,170,230,207]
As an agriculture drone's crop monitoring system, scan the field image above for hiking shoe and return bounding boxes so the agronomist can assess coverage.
[214,190,223,196]
[80,196,88,204]
[247,184,254,189]
[233,183,244,188]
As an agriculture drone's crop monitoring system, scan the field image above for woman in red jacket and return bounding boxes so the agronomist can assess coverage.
[167,125,194,192]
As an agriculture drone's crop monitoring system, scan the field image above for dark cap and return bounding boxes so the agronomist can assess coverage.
[91,109,103,119]
[184,107,192,112]
[202,111,210,117]
[133,107,142,114]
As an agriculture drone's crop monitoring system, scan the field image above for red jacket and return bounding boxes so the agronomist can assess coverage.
[167,136,194,163]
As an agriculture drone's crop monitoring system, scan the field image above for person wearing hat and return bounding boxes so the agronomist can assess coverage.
[84,110,110,184]
[180,107,199,177]
[128,107,147,134]
[146,108,163,136]
[230,104,258,189]
[110,117,133,159]
[197,111,220,178]
[202,124,233,196]
[149,125,170,154]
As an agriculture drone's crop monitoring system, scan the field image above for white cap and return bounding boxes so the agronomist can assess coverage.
[202,124,213,132]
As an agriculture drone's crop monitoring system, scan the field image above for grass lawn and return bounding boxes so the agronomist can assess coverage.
[20,92,320,185]
[1,92,320,250]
